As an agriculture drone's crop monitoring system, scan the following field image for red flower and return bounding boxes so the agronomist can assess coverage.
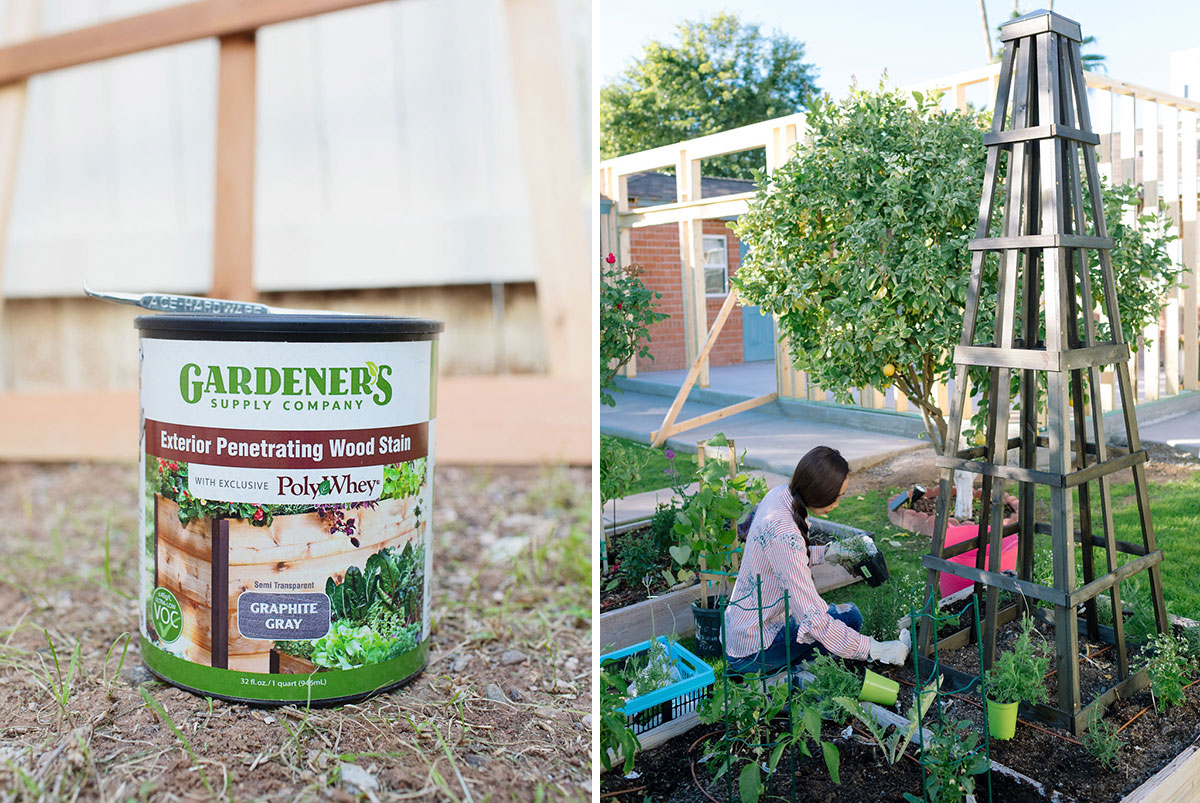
[617,303,623,310]
[253,507,265,522]
[606,253,616,264]
[169,462,179,471]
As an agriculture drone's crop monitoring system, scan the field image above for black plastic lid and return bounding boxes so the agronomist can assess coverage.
[135,313,443,342]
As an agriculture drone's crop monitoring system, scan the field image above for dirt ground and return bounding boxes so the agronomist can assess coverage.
[849,438,1198,495]
[0,462,592,802]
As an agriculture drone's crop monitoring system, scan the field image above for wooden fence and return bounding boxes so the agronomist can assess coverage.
[599,65,1200,420]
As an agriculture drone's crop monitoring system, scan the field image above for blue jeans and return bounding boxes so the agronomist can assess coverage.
[726,603,864,675]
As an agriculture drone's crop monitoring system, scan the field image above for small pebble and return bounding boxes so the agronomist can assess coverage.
[339,762,379,794]
[508,687,523,702]
[564,656,580,673]
[450,654,470,673]
[581,714,592,731]
[485,683,508,703]
[122,665,153,687]
[500,649,528,666]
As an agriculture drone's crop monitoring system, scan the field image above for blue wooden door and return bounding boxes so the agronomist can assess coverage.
[739,239,775,361]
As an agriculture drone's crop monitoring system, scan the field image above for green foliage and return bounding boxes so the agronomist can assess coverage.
[310,620,419,670]
[326,543,425,627]
[734,83,1180,453]
[671,435,768,600]
[985,615,1049,705]
[599,667,641,775]
[799,654,862,724]
[600,436,650,505]
[733,85,989,451]
[858,571,923,641]
[157,459,307,526]
[381,458,426,501]
[600,263,667,406]
[1134,632,1191,714]
[700,675,840,801]
[600,12,818,178]
[1082,706,1123,770]
[622,637,675,698]
[616,531,660,589]
[903,718,991,803]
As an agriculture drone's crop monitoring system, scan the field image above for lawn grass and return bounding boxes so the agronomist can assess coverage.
[606,436,701,496]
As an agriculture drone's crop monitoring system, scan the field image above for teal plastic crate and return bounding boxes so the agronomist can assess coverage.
[601,637,715,734]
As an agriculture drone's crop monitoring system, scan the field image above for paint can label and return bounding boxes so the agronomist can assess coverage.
[137,338,435,702]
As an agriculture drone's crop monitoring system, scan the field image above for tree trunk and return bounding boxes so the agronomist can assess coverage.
[978,0,994,63]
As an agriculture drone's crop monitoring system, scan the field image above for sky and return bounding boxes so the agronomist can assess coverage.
[594,0,1200,99]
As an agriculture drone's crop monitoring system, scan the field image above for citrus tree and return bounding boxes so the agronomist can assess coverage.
[733,84,1179,453]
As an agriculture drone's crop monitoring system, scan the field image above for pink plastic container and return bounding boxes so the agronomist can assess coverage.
[940,523,1019,597]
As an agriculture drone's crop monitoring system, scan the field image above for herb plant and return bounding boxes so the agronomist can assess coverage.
[903,718,991,803]
[984,615,1048,706]
[799,654,862,724]
[1134,632,1191,714]
[600,666,641,775]
[1082,706,1123,770]
[622,637,675,699]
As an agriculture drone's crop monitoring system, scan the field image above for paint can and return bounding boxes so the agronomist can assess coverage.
[136,314,442,704]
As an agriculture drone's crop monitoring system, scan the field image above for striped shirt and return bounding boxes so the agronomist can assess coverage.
[724,484,870,661]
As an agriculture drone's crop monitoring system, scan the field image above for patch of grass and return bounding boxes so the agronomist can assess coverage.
[604,436,700,496]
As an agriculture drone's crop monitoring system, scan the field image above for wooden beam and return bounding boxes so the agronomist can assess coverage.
[503,0,589,379]
[617,193,754,229]
[650,289,739,447]
[0,0,39,393]
[212,32,257,302]
[655,392,778,442]
[0,378,590,465]
[0,0,384,86]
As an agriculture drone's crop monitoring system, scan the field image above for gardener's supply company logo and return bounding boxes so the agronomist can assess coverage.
[178,361,393,410]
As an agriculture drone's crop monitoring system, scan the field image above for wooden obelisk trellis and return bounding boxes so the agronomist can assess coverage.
[917,10,1169,735]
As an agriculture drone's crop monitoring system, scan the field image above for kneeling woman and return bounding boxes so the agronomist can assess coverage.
[724,445,909,674]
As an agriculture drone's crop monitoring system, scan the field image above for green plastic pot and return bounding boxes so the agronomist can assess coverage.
[859,669,899,706]
[987,699,1019,740]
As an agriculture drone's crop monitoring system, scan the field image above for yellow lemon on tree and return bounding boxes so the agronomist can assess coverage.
[972,431,987,447]
[882,363,896,378]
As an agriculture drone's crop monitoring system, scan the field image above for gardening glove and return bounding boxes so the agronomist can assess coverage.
[868,630,910,666]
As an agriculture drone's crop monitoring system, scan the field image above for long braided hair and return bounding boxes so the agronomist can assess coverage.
[788,446,849,536]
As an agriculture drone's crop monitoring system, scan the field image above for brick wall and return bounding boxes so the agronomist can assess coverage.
[631,219,745,372]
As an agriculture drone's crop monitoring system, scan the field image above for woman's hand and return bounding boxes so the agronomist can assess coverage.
[867,629,911,665]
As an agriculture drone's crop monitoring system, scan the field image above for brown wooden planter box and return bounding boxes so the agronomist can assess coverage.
[887,485,1019,537]
[153,494,420,673]
[268,648,324,675]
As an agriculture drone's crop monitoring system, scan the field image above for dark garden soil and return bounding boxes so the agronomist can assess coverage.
[0,462,591,802]
[602,613,1200,802]
[910,494,1017,520]
[601,525,681,612]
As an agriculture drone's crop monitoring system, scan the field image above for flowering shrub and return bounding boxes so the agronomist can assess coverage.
[600,257,667,406]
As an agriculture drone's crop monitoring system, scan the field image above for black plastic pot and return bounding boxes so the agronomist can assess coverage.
[691,596,727,658]
[851,550,890,587]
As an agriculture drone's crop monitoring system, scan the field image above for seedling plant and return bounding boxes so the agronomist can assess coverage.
[1082,706,1123,770]
[984,614,1049,706]
[1134,631,1192,714]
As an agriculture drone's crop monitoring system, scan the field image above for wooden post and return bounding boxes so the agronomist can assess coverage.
[1162,104,1181,396]
[503,0,589,379]
[0,0,39,392]
[212,32,257,303]
[678,151,708,387]
[1182,111,1199,391]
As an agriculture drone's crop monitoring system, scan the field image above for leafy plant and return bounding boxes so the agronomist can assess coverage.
[904,718,991,803]
[600,437,650,519]
[325,543,425,627]
[671,434,767,605]
[859,572,923,641]
[314,501,377,546]
[734,84,1181,453]
[615,531,661,590]
[622,637,675,698]
[310,621,418,670]
[799,654,862,724]
[700,675,840,802]
[1134,632,1191,714]
[381,458,426,500]
[984,615,1048,706]
[1082,706,1123,770]
[600,667,641,775]
[600,262,668,406]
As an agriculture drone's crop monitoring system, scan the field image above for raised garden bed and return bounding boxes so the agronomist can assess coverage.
[888,486,1019,537]
[601,603,1200,802]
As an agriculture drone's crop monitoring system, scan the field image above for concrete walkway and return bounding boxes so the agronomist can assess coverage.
[1140,408,1200,457]
[601,470,791,529]
[601,386,926,480]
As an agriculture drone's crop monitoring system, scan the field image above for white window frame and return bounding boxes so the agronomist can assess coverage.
[703,234,729,296]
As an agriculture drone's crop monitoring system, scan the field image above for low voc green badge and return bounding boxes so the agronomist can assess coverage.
[150,587,183,643]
